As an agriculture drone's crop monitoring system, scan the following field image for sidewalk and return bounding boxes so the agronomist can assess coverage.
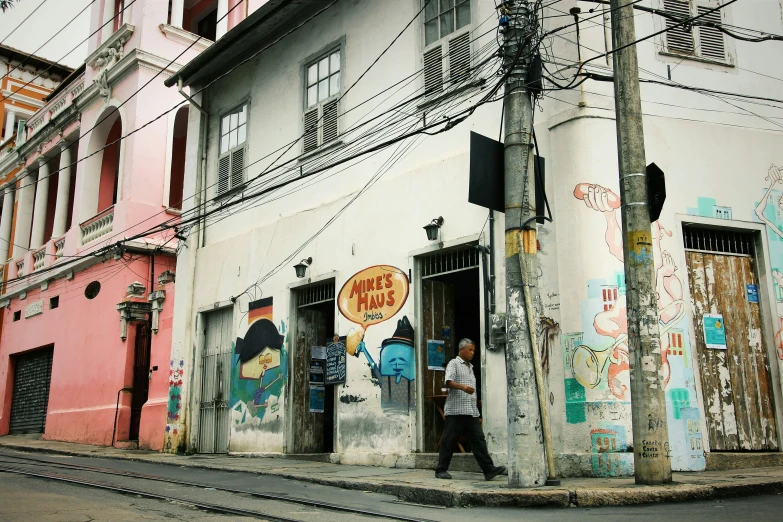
[1,434,782,508]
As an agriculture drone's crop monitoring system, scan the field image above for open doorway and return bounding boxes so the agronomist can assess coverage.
[291,280,336,453]
[418,245,482,452]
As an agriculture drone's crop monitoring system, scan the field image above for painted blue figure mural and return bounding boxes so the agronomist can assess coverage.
[352,316,416,413]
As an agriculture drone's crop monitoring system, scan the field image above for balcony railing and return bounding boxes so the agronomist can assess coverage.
[81,207,114,244]
[15,259,24,278]
[32,248,46,271]
[27,74,86,139]
[53,236,65,259]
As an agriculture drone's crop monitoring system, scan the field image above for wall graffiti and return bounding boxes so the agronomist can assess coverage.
[164,358,184,451]
[230,298,288,428]
[338,265,414,413]
[569,182,705,473]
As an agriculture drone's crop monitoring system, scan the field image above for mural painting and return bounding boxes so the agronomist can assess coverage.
[230,297,288,431]
[568,182,705,473]
[164,357,184,452]
[338,265,414,413]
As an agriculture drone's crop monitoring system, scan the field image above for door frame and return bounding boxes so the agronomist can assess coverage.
[285,271,338,454]
[409,233,484,453]
[675,214,783,452]
[188,300,236,453]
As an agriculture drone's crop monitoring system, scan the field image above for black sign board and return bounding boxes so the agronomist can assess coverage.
[325,338,347,385]
[646,162,666,222]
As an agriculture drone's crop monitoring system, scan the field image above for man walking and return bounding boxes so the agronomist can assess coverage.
[435,338,506,480]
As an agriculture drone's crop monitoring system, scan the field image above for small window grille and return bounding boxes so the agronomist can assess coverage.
[49,296,59,310]
[682,226,754,255]
[297,280,335,308]
[13,310,20,321]
[663,0,727,62]
[421,244,479,278]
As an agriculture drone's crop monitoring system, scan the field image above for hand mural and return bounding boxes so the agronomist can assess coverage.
[757,167,783,360]
[572,183,686,399]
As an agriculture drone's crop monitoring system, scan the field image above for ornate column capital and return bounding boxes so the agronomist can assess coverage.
[57,139,70,152]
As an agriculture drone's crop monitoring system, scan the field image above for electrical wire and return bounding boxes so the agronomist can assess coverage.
[0,0,50,46]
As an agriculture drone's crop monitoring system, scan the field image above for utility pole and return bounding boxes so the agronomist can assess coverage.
[609,0,672,484]
[500,0,547,488]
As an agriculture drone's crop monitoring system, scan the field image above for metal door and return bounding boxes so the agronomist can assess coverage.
[129,323,151,441]
[685,228,778,451]
[198,308,233,453]
[10,347,54,434]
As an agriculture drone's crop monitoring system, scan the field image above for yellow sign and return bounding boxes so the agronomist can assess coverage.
[338,265,409,328]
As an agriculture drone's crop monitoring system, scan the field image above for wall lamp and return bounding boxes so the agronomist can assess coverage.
[424,217,444,241]
[294,257,312,278]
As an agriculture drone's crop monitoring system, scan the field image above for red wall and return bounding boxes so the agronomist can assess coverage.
[43,154,59,242]
[98,119,122,213]
[169,136,186,209]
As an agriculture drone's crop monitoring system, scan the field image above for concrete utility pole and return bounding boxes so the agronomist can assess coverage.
[609,0,672,484]
[500,0,546,488]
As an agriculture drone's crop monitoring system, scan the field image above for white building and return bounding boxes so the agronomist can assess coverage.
[167,0,783,477]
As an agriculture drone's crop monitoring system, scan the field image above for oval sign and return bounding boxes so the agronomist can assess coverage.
[338,265,409,328]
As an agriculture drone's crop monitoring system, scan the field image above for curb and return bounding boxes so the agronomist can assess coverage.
[1,442,782,508]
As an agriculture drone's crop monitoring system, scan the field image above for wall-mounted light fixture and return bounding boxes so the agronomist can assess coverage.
[294,257,312,278]
[424,217,444,242]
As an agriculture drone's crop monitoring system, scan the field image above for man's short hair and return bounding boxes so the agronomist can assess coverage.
[458,338,475,351]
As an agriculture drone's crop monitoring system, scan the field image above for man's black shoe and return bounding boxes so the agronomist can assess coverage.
[435,471,452,479]
[484,466,506,481]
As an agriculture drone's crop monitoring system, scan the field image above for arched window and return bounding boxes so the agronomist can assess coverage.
[169,106,189,210]
[98,118,122,212]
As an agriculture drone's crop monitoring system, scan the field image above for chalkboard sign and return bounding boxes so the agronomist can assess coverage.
[325,339,347,385]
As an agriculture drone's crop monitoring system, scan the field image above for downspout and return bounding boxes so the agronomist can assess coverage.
[176,78,208,248]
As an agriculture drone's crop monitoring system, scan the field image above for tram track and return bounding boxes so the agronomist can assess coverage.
[0,451,435,522]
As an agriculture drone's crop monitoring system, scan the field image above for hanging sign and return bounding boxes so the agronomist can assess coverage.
[309,360,325,384]
[427,340,446,371]
[703,313,727,350]
[747,284,759,303]
[337,265,409,328]
[325,338,347,384]
[309,385,325,413]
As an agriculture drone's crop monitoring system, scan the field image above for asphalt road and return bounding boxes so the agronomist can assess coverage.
[0,449,781,521]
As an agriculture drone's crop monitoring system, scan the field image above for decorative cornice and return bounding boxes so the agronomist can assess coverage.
[159,24,213,53]
[87,24,135,73]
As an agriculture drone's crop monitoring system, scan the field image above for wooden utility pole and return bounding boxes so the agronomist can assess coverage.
[609,0,672,484]
[500,0,546,488]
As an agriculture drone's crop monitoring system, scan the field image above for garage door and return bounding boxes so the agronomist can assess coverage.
[9,348,54,434]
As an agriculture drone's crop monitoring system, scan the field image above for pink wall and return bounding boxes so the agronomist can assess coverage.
[0,256,174,448]
[228,0,245,31]
[98,119,121,213]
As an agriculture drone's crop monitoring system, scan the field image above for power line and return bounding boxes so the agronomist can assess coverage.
[0,0,49,45]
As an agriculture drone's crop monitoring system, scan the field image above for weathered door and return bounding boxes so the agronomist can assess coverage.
[9,347,54,434]
[198,308,233,453]
[421,278,456,451]
[292,307,328,453]
[129,323,151,441]
[686,249,778,451]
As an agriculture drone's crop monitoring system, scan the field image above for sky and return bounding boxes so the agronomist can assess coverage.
[0,0,92,69]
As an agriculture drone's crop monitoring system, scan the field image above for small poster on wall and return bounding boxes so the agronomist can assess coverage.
[309,385,325,413]
[427,340,446,371]
[309,360,325,384]
[703,313,727,350]
[311,346,326,360]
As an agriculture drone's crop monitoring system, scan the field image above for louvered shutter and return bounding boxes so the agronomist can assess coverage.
[663,0,694,55]
[696,5,725,61]
[448,33,471,83]
[322,101,339,145]
[303,108,319,153]
[230,148,244,189]
[424,46,443,95]
[217,155,230,194]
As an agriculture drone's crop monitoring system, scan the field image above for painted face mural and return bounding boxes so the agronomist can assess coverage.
[231,298,287,427]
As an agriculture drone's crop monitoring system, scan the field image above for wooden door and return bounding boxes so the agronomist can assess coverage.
[129,323,151,441]
[686,251,778,451]
[421,278,456,451]
[292,307,327,453]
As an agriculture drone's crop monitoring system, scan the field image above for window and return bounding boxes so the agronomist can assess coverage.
[303,50,341,154]
[218,104,248,195]
[49,296,59,310]
[15,119,26,145]
[422,0,472,96]
[663,0,727,62]
[114,0,125,32]
[13,310,20,322]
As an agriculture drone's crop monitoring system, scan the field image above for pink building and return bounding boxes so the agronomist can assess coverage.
[0,0,254,450]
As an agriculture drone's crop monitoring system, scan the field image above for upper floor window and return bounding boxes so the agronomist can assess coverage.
[114,0,126,32]
[424,0,470,47]
[422,0,472,96]
[303,49,341,154]
[663,0,728,63]
[218,103,247,195]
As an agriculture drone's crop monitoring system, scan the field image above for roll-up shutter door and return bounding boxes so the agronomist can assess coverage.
[9,348,54,434]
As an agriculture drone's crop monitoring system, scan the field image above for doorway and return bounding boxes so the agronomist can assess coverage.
[291,280,336,453]
[129,323,151,441]
[197,307,233,453]
[418,245,482,452]
[9,346,54,434]
[684,226,778,451]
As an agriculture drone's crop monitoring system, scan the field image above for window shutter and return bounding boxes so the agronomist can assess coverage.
[303,108,319,153]
[322,100,339,145]
[448,32,471,83]
[15,120,26,144]
[423,46,443,95]
[218,155,230,194]
[230,148,244,189]
[663,0,694,55]
[696,5,725,61]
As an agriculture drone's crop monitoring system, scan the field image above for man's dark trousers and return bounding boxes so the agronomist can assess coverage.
[436,415,494,473]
